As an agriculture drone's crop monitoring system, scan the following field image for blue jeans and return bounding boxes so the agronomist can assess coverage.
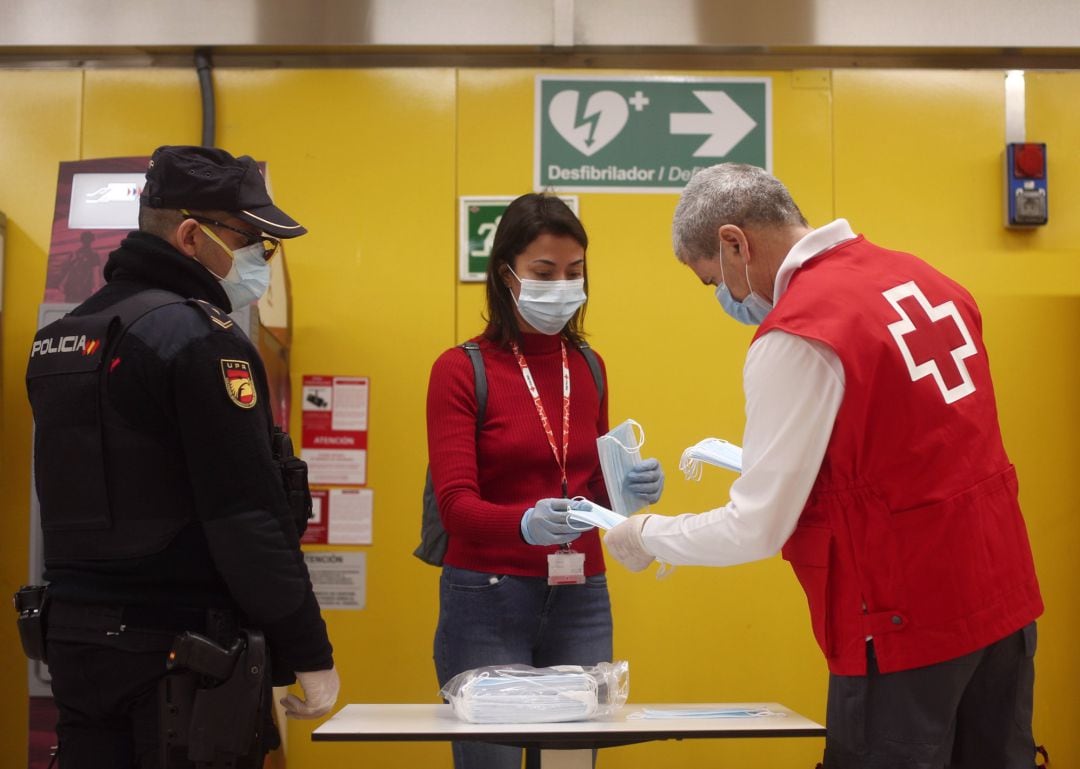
[434,566,614,769]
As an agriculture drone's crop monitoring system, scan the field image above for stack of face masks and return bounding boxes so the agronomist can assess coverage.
[441,661,630,724]
[679,438,743,480]
[596,420,648,516]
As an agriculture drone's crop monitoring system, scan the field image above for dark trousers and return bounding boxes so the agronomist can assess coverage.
[46,601,274,769]
[49,640,178,769]
[824,623,1037,769]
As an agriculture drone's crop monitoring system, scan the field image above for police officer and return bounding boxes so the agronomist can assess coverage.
[26,145,339,768]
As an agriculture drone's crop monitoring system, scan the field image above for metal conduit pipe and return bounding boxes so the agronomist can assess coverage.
[195,48,215,147]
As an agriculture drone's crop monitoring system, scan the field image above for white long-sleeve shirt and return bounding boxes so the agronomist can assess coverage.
[642,220,856,567]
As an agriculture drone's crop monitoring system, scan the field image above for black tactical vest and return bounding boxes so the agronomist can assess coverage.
[26,290,197,562]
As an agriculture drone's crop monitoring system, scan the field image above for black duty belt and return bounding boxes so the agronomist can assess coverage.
[48,601,237,649]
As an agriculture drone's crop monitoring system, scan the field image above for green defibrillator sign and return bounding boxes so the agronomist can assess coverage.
[535,75,771,193]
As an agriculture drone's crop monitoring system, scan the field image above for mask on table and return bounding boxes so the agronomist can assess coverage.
[630,707,783,720]
[508,267,586,335]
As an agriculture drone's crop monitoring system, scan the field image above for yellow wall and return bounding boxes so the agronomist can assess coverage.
[1,65,1077,767]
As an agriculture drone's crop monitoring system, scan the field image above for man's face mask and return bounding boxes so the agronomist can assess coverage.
[507,267,586,335]
[198,225,272,309]
[715,249,773,326]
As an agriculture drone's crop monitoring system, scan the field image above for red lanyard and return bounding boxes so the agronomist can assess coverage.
[511,340,570,497]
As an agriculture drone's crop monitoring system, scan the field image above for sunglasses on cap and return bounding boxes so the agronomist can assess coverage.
[182,210,280,261]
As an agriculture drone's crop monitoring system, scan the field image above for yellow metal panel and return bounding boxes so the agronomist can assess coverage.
[210,68,457,769]
[1026,71,1080,250]
[0,68,82,768]
[833,70,1018,290]
[82,69,202,155]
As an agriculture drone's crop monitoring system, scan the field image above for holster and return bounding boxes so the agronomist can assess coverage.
[13,585,50,662]
[271,427,313,537]
[160,629,273,769]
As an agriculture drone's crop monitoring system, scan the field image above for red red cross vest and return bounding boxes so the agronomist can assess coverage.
[755,235,1042,675]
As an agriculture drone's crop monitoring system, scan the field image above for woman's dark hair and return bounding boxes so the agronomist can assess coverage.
[483,193,589,347]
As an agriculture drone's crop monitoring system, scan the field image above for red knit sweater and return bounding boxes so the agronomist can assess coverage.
[426,331,610,576]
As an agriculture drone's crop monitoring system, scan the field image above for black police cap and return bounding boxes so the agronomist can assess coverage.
[141,145,306,238]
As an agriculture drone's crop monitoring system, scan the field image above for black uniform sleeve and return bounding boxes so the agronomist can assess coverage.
[170,326,333,673]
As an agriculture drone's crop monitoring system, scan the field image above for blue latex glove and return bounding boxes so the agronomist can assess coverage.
[521,498,581,546]
[625,458,665,504]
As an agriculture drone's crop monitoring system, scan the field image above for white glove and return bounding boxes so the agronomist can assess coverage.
[280,666,340,719]
[603,514,655,572]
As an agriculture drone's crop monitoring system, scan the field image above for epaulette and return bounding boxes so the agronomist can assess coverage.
[186,298,235,331]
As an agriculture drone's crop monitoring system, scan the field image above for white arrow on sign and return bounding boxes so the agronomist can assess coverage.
[670,91,757,157]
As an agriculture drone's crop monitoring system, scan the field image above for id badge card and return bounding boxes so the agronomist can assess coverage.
[547,548,586,586]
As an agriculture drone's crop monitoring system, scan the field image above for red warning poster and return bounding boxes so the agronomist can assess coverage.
[301,375,369,486]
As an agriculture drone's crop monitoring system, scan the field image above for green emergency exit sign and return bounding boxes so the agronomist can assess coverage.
[535,75,771,193]
[459,196,579,281]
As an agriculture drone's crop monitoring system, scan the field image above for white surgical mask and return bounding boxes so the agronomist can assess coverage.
[217,241,272,308]
[630,707,783,720]
[508,267,586,335]
[566,498,625,531]
[199,224,272,308]
[679,437,743,479]
[715,256,773,326]
[596,419,647,517]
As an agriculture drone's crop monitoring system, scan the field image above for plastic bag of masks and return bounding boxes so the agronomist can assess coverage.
[441,661,629,724]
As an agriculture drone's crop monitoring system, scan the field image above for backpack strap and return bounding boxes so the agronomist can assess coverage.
[460,339,601,425]
[461,341,487,432]
[573,340,605,402]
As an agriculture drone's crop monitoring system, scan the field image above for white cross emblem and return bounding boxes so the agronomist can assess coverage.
[883,281,978,404]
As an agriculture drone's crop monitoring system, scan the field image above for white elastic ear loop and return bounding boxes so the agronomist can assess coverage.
[679,446,704,481]
[566,497,592,531]
[609,419,645,453]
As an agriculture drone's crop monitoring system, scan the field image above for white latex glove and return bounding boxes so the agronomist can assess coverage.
[603,514,655,572]
[280,666,340,719]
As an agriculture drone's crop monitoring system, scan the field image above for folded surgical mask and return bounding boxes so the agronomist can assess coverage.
[597,419,647,516]
[566,498,625,531]
[629,706,784,720]
[440,661,630,724]
[679,438,743,480]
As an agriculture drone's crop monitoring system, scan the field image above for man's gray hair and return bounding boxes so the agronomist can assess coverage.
[671,163,807,264]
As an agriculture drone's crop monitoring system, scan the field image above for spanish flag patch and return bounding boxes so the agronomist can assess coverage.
[221,359,257,409]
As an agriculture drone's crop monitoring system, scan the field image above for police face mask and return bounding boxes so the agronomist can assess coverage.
[199,225,272,308]
[507,267,586,335]
[715,252,773,326]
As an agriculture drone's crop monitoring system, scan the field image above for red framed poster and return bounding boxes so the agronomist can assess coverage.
[301,375,369,486]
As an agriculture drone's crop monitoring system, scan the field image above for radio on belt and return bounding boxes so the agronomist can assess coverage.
[1005,142,1047,227]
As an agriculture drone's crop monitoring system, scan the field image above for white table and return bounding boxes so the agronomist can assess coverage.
[313,703,826,768]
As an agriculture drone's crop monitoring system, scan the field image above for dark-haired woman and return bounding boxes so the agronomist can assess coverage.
[426,193,664,769]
